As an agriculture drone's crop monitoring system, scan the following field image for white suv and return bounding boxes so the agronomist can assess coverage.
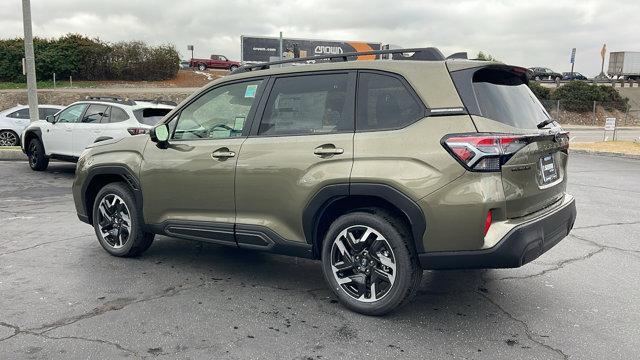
[21,97,175,171]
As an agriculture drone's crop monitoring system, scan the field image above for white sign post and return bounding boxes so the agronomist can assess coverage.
[603,117,617,141]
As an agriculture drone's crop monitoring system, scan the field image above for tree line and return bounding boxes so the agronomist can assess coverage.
[0,34,180,82]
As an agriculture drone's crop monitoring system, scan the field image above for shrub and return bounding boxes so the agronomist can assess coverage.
[528,81,551,100]
[551,81,628,112]
[0,34,179,82]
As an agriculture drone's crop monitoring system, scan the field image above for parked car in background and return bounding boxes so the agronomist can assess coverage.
[0,104,64,146]
[562,72,588,81]
[179,60,190,69]
[189,55,240,72]
[21,97,175,170]
[529,67,563,81]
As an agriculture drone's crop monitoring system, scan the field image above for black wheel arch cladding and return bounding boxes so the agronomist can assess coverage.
[303,183,427,258]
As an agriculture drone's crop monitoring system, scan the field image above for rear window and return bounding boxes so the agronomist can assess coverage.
[133,108,172,125]
[454,67,550,130]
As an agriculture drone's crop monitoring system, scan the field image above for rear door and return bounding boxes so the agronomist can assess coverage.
[99,106,133,141]
[450,65,568,218]
[74,104,108,154]
[235,71,355,246]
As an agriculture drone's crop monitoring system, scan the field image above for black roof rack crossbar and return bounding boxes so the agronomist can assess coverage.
[84,96,135,105]
[84,96,177,107]
[233,47,445,73]
[133,98,178,106]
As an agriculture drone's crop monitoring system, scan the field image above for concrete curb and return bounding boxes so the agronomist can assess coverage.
[570,149,640,160]
[0,149,27,161]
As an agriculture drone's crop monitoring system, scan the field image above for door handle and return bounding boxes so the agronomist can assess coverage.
[314,144,344,156]
[211,148,236,159]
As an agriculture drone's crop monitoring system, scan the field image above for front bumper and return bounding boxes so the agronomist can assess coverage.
[419,195,576,269]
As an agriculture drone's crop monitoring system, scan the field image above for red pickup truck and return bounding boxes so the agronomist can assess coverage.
[190,55,240,71]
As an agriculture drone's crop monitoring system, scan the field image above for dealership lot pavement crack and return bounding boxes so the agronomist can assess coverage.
[476,285,569,360]
[1,155,638,359]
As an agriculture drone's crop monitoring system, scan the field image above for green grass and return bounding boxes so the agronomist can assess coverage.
[0,80,101,90]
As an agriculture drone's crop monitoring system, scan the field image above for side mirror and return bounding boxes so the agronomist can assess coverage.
[150,123,170,147]
[46,115,55,123]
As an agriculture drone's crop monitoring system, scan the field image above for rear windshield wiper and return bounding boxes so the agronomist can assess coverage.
[536,118,555,129]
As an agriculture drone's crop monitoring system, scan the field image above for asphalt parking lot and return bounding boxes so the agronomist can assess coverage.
[0,154,638,359]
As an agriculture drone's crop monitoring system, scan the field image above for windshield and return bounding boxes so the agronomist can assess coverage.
[470,68,550,129]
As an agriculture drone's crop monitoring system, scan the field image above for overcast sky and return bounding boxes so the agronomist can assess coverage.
[1,0,638,76]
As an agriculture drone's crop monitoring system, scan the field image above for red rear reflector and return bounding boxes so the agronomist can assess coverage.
[484,211,493,236]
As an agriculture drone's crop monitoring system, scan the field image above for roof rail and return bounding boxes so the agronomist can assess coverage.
[233,47,445,73]
[84,96,135,105]
[133,98,178,106]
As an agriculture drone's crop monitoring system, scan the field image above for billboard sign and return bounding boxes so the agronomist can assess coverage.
[241,35,382,63]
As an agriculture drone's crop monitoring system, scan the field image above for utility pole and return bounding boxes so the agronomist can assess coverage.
[279,31,283,67]
[22,0,38,123]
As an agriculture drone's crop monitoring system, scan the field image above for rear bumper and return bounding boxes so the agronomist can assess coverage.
[419,195,576,270]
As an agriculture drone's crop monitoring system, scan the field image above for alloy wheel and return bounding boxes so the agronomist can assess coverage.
[330,225,396,303]
[28,142,39,166]
[0,131,17,146]
[97,194,132,249]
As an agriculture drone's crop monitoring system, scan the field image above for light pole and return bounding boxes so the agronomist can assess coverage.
[22,0,38,123]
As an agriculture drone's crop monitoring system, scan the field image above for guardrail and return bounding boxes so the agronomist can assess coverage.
[536,78,640,88]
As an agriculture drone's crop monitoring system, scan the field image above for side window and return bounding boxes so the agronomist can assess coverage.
[57,104,88,123]
[172,79,262,140]
[258,73,353,136]
[356,72,424,131]
[82,104,109,123]
[40,108,59,119]
[110,107,129,123]
[100,107,111,123]
[9,108,30,119]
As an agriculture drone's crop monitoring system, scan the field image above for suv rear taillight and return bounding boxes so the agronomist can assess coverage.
[127,127,149,135]
[442,134,529,172]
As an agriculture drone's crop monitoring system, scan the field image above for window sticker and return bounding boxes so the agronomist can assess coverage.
[244,84,258,98]
[234,116,245,131]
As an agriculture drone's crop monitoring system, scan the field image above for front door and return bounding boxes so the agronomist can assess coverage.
[140,78,265,242]
[45,103,88,156]
[235,72,356,245]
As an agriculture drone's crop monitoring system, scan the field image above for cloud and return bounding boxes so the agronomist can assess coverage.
[1,0,638,76]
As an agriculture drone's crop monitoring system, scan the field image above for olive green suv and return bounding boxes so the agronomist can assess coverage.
[72,48,576,315]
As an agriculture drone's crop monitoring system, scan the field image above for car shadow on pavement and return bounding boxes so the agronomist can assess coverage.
[132,236,546,321]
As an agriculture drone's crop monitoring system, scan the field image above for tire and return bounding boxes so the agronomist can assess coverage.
[0,130,19,146]
[229,65,238,72]
[198,63,206,71]
[92,182,154,257]
[321,209,422,316]
[27,138,49,171]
